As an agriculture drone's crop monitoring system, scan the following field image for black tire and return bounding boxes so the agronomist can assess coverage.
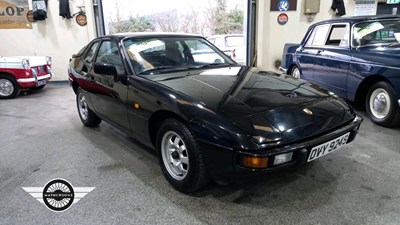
[0,74,20,99]
[76,88,102,127]
[156,118,209,193]
[366,81,400,127]
[290,65,301,79]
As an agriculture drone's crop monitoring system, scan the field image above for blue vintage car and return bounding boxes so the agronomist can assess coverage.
[280,15,400,127]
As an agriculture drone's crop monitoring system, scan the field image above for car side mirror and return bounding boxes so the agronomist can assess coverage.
[94,63,119,81]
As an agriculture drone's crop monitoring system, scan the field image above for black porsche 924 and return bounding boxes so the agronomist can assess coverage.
[68,33,363,192]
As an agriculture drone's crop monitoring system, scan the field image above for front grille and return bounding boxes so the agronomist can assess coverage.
[32,65,48,75]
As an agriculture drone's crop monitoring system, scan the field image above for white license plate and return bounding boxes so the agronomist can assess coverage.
[36,79,46,87]
[307,132,350,162]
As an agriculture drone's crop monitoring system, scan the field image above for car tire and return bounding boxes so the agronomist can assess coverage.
[156,118,209,193]
[0,74,20,99]
[76,88,102,127]
[290,66,301,79]
[366,81,400,127]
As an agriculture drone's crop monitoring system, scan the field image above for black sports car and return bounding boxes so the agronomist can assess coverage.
[68,33,363,193]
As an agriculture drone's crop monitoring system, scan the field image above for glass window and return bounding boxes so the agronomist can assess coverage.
[123,37,234,75]
[84,42,99,65]
[306,25,330,46]
[95,41,125,75]
[82,42,99,72]
[326,25,349,47]
[353,20,400,47]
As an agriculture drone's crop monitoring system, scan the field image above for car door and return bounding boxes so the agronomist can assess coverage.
[312,23,351,98]
[296,24,331,81]
[88,39,130,130]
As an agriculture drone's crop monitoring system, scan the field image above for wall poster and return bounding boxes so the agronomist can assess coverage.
[0,0,31,29]
[354,0,377,16]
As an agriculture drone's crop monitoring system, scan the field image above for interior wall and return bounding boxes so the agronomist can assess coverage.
[0,0,96,81]
[256,0,367,72]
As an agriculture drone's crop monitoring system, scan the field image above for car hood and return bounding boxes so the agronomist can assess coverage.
[154,66,355,143]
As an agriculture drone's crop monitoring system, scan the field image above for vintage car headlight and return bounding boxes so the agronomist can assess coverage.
[45,56,52,66]
[22,59,30,69]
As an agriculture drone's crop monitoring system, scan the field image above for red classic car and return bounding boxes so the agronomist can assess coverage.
[0,56,53,99]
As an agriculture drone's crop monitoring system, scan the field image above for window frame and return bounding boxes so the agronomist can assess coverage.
[304,23,350,50]
[82,40,101,72]
[351,18,400,49]
[94,39,127,76]
[325,23,350,49]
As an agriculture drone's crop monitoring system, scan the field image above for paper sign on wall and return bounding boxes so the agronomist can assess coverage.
[354,0,377,16]
[0,0,31,29]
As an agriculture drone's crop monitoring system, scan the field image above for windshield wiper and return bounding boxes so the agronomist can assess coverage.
[190,63,235,69]
[139,66,187,75]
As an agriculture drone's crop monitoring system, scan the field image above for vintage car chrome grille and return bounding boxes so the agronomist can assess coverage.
[32,66,48,75]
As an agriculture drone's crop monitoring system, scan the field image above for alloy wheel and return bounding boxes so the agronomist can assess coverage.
[78,93,89,121]
[161,131,189,181]
[0,78,14,97]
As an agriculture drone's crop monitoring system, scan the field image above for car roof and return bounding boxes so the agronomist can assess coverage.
[311,15,400,27]
[95,32,203,41]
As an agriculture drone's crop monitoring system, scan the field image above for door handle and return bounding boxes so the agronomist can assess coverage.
[317,49,324,54]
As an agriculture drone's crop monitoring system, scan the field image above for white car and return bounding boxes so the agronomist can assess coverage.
[207,34,246,65]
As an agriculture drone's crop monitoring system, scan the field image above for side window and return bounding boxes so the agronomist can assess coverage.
[306,25,330,46]
[95,40,125,76]
[326,24,349,47]
[83,42,99,67]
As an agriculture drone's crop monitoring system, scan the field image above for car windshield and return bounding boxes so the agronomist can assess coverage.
[122,36,235,75]
[353,19,400,47]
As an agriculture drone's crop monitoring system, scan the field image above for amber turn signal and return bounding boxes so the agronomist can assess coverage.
[242,155,269,169]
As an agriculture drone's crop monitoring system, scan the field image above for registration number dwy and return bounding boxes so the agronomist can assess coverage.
[307,132,350,162]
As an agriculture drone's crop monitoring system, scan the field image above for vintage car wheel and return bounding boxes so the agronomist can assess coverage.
[0,74,20,99]
[156,118,209,193]
[291,66,301,79]
[76,88,102,127]
[366,81,400,127]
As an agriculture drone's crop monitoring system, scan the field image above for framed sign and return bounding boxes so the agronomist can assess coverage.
[271,0,297,12]
[0,0,31,29]
[76,12,87,26]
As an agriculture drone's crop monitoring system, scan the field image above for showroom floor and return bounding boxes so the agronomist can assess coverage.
[0,83,399,225]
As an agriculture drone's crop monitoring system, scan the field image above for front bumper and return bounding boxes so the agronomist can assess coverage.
[199,115,363,182]
[279,66,287,73]
[17,73,52,88]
